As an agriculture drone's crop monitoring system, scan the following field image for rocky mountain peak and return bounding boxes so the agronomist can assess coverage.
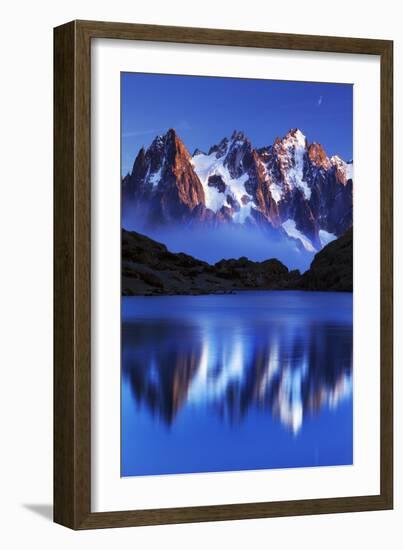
[166,127,179,140]
[330,155,352,185]
[224,132,254,179]
[150,134,164,147]
[283,128,307,148]
[168,128,190,157]
[308,142,331,169]
[330,154,345,167]
[147,128,184,155]
[123,128,353,254]
[271,129,307,163]
[231,129,247,142]
[268,129,311,201]
[122,128,205,220]
[208,137,229,158]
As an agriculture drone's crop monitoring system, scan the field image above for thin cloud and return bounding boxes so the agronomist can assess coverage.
[122,121,191,139]
[122,128,163,139]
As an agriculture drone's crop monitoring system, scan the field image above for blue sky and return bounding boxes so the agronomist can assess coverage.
[121,72,353,176]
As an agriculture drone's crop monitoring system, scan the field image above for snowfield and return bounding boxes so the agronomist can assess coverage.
[319,229,337,247]
[191,149,255,221]
[282,219,316,252]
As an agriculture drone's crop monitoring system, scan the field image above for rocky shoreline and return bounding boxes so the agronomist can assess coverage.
[122,228,352,296]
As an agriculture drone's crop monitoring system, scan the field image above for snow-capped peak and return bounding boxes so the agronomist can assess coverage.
[273,129,311,200]
[283,128,307,148]
[330,155,353,184]
[330,154,343,165]
[231,129,247,142]
[148,134,165,152]
[124,128,353,257]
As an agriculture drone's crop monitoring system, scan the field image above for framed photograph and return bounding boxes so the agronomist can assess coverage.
[54,20,393,529]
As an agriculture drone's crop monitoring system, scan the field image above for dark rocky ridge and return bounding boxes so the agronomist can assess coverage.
[296,228,353,291]
[122,228,352,296]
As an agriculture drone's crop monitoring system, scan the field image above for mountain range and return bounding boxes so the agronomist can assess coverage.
[122,128,353,254]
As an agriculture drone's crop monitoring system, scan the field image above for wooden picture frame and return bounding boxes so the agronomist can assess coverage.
[54,19,393,529]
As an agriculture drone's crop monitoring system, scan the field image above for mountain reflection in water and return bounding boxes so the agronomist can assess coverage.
[122,291,353,476]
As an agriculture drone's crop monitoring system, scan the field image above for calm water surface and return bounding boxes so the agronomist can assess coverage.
[122,291,353,476]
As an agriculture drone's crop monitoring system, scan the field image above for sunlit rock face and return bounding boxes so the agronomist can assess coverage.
[122,128,352,254]
[123,129,206,224]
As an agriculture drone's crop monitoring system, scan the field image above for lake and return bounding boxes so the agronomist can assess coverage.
[121,291,353,477]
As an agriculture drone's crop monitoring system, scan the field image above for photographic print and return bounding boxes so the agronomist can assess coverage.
[121,72,353,477]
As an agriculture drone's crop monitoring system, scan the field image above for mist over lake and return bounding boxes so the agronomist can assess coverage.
[121,216,315,272]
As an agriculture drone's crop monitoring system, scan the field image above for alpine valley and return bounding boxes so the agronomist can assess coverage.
[122,127,353,270]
